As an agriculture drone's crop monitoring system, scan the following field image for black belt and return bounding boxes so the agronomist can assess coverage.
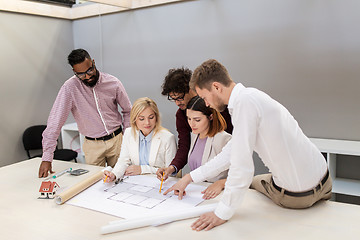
[85,127,122,141]
[272,170,329,197]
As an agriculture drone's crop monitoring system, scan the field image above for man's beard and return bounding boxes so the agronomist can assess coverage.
[213,94,227,112]
[216,103,227,112]
[83,70,99,87]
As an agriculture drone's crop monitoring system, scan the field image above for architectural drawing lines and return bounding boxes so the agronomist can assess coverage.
[104,181,174,209]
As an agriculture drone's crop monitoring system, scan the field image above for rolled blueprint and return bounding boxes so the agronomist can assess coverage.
[55,170,103,205]
[100,203,218,234]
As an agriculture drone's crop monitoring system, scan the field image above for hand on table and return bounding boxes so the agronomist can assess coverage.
[202,179,226,200]
[124,165,141,176]
[38,161,54,178]
[191,212,227,231]
[163,173,193,199]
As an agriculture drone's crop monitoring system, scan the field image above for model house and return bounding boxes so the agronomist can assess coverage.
[39,181,60,199]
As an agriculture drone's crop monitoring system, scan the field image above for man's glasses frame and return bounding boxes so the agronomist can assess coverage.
[74,61,96,80]
[168,93,185,102]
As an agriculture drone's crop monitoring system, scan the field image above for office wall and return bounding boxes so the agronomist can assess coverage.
[72,0,360,174]
[1,0,360,172]
[0,12,73,167]
[72,0,360,140]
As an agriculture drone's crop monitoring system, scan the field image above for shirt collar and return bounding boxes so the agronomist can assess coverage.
[228,83,245,115]
[93,71,102,87]
[97,71,103,83]
[139,130,153,142]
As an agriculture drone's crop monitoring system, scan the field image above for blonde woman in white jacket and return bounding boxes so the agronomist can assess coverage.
[103,97,176,181]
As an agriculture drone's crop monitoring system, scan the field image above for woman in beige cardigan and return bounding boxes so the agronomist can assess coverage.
[103,97,176,181]
[186,96,232,199]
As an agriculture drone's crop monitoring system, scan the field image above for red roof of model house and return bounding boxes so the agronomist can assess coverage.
[39,181,59,193]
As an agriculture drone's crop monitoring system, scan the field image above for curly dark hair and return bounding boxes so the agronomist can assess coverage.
[161,67,192,96]
[68,49,91,67]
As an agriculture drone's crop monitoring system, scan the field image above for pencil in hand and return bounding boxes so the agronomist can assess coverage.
[159,171,165,193]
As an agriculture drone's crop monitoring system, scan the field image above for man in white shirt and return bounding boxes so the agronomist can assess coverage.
[164,59,332,231]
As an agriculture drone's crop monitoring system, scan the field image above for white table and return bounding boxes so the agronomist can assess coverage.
[1,158,359,240]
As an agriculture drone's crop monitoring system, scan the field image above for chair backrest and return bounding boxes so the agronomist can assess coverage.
[22,125,47,158]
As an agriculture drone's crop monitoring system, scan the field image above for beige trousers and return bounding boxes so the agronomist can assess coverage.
[82,132,123,167]
[250,172,332,209]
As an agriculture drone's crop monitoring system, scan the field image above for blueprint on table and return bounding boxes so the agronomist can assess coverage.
[66,175,207,219]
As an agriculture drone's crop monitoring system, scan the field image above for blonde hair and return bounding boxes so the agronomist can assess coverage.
[130,97,163,137]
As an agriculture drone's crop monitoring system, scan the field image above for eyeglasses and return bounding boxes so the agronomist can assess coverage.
[74,62,96,80]
[168,93,185,102]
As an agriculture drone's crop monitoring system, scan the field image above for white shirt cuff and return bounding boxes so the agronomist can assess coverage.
[189,168,206,183]
[214,201,235,220]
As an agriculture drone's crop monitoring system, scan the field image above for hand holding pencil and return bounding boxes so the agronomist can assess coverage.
[103,170,116,183]
[156,165,176,181]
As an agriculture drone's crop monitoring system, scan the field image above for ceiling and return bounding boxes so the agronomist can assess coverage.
[0,0,190,20]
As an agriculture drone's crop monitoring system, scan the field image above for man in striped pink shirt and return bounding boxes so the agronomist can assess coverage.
[38,49,132,178]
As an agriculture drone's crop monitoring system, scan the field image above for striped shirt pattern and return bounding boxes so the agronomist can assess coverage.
[42,72,132,162]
